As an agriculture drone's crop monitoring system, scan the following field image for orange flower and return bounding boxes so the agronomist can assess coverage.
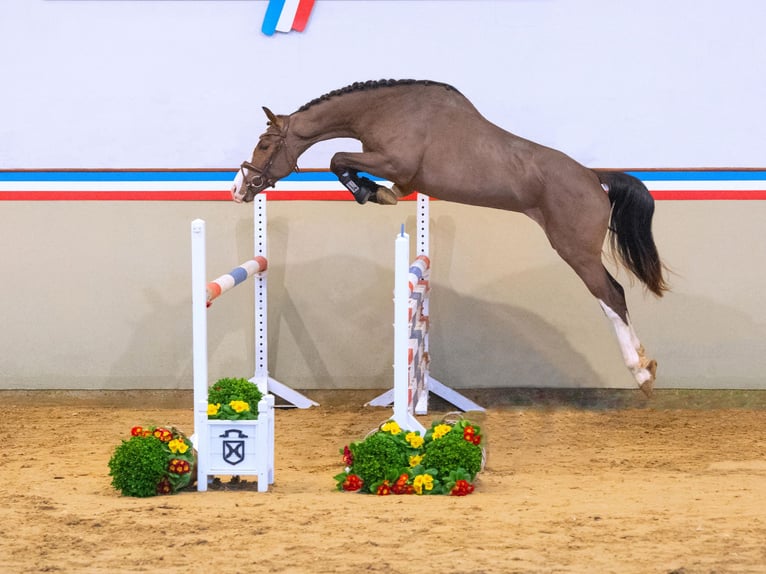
[169,459,191,474]
[153,428,172,442]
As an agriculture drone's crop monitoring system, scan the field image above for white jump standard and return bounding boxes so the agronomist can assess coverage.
[248,195,318,409]
[368,194,484,429]
[191,217,275,492]
[190,194,316,492]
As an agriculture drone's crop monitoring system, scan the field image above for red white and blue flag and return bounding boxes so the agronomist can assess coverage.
[262,0,316,36]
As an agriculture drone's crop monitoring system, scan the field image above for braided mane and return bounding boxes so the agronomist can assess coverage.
[296,79,460,113]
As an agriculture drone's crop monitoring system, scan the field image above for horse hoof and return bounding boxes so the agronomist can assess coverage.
[638,360,657,397]
[639,378,654,398]
[646,359,658,380]
[373,186,399,205]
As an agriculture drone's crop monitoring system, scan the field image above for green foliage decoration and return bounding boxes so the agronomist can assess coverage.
[423,423,483,479]
[335,418,485,496]
[108,435,168,497]
[347,430,409,489]
[108,425,196,497]
[207,377,264,420]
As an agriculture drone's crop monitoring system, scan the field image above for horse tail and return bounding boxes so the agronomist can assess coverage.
[597,171,669,297]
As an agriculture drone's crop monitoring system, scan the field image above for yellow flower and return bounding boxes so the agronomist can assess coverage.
[405,432,424,448]
[381,421,401,435]
[431,424,452,440]
[229,400,250,413]
[168,438,189,454]
[207,403,220,416]
[409,454,423,468]
[412,473,434,495]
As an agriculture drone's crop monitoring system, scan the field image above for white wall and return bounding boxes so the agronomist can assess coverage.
[2,1,765,169]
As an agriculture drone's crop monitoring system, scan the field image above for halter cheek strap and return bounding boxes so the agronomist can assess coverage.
[240,119,299,195]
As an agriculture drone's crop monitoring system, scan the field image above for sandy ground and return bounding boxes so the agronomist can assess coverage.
[1,389,765,574]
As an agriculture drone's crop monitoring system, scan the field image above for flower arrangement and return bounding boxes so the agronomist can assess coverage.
[335,418,484,496]
[108,425,196,497]
[207,377,264,420]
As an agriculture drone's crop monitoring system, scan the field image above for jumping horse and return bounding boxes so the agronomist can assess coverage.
[231,79,668,395]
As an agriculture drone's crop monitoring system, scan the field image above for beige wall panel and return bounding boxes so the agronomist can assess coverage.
[1,200,763,390]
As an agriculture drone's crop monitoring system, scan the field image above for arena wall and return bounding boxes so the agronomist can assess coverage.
[1,1,764,390]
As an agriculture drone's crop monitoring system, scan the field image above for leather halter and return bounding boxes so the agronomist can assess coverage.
[239,118,299,195]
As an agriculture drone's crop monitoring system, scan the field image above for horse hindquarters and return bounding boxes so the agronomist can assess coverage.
[538,172,658,395]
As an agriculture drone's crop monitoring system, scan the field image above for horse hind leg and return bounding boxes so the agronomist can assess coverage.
[598,299,658,396]
[566,255,658,395]
[538,174,658,394]
[596,271,657,395]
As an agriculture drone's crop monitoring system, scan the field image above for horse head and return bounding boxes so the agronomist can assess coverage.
[231,107,299,203]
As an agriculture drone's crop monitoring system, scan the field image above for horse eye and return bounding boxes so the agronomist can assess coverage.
[258,141,271,151]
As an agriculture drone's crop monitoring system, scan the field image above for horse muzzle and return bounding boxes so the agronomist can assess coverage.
[231,163,271,203]
[231,182,261,203]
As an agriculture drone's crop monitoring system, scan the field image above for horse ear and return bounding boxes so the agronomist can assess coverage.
[262,106,279,126]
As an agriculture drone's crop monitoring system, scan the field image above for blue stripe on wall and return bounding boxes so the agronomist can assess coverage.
[0,170,382,182]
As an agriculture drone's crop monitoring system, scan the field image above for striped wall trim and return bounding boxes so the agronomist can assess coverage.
[0,169,764,201]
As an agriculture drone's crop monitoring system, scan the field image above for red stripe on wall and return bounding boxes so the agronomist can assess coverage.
[0,191,232,201]
[1,190,764,201]
[650,190,766,201]
[0,190,421,201]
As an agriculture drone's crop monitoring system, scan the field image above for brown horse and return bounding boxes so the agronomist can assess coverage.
[231,79,668,395]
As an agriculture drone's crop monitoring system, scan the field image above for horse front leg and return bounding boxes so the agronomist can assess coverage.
[330,151,405,205]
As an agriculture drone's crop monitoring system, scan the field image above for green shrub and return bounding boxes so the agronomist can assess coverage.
[108,435,169,497]
[336,419,485,496]
[349,431,408,488]
[423,429,483,479]
[208,377,263,420]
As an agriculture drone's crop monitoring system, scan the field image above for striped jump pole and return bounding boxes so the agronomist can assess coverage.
[367,194,484,423]
[406,254,431,415]
[206,257,268,306]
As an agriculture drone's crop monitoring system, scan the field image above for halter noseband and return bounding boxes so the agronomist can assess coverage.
[239,119,299,195]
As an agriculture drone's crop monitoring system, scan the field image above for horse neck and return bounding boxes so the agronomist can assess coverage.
[288,101,364,153]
